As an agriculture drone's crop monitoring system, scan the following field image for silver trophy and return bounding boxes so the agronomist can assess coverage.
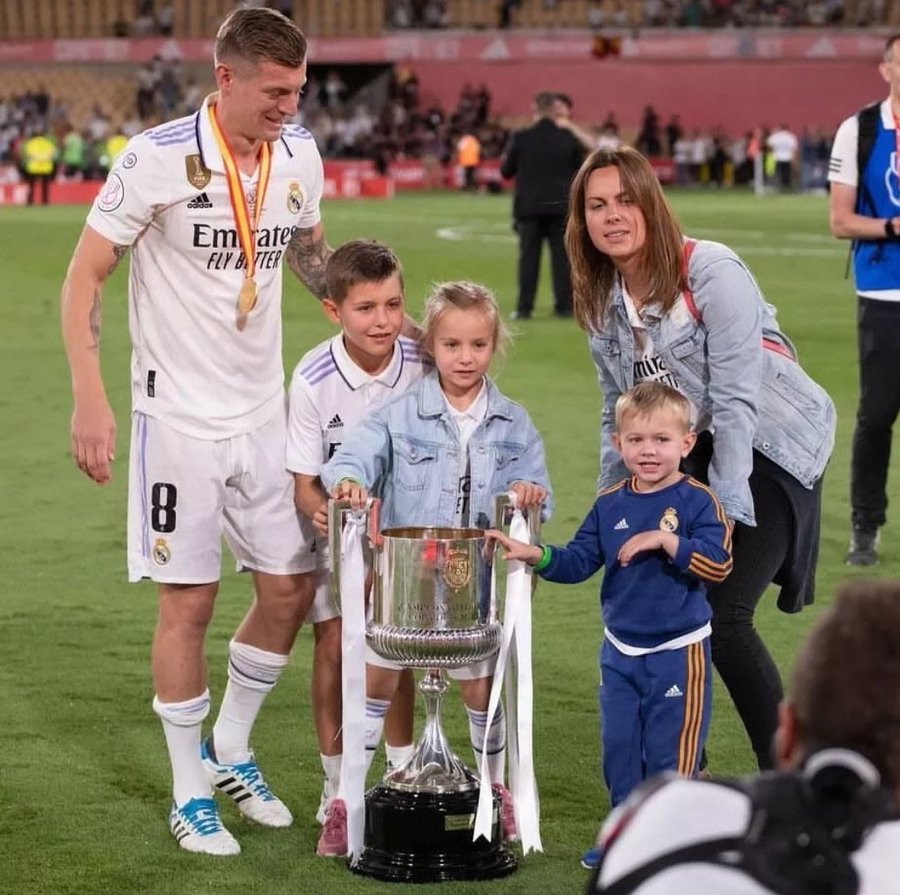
[329,496,537,882]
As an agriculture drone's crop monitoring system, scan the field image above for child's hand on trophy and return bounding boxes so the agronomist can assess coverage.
[332,477,369,510]
[509,480,546,510]
[312,502,329,537]
[484,529,543,565]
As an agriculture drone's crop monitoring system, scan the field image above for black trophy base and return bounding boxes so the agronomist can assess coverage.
[351,783,517,883]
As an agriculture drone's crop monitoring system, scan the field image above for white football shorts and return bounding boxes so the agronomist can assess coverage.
[128,410,316,583]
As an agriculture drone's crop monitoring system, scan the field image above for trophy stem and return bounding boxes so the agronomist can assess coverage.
[383,668,479,792]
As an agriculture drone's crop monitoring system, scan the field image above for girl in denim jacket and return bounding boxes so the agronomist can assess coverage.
[322,281,552,839]
[564,146,835,772]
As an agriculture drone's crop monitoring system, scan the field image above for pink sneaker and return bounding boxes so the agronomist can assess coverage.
[316,798,348,857]
[492,783,519,842]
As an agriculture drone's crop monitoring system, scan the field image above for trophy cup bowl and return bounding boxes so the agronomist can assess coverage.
[330,507,517,882]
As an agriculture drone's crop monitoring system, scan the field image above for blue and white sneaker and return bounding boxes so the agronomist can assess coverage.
[169,797,240,855]
[580,844,603,870]
[201,736,293,828]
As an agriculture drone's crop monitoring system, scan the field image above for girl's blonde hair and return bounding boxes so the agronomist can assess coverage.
[419,281,510,362]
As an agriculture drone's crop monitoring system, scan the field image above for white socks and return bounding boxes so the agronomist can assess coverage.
[153,689,211,807]
[365,697,391,773]
[466,704,506,784]
[385,742,415,770]
[211,639,289,763]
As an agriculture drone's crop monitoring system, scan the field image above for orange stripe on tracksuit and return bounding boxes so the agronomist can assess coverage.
[677,641,707,776]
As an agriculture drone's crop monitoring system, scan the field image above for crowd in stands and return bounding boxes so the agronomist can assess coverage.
[1,67,832,196]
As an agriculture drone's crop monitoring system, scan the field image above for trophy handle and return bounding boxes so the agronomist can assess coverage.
[328,496,381,615]
[493,493,542,545]
[493,494,542,605]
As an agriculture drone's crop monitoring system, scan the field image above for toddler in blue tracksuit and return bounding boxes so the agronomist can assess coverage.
[321,280,552,840]
[489,381,732,853]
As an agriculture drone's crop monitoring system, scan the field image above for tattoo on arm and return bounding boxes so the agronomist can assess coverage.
[284,227,332,300]
[89,290,101,351]
[107,245,128,276]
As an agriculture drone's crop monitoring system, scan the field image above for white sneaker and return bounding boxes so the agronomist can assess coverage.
[201,737,293,828]
[315,780,329,825]
[169,797,240,856]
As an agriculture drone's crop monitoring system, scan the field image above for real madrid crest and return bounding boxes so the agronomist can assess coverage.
[659,507,679,533]
[443,545,471,589]
[152,538,172,565]
[185,154,211,189]
[287,180,303,214]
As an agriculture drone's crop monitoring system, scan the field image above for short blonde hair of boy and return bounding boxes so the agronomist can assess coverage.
[615,382,691,433]
[419,281,510,362]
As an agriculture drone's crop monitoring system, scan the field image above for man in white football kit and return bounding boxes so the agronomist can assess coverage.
[61,8,333,855]
[286,239,424,856]
[587,580,900,895]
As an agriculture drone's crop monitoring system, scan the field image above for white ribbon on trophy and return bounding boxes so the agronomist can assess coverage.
[338,510,369,864]
[474,496,543,853]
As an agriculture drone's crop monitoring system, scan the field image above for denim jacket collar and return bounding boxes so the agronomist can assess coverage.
[416,371,516,423]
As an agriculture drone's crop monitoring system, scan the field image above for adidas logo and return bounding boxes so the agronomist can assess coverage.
[187,192,213,209]
[613,518,629,530]
[664,684,683,698]
[326,414,343,430]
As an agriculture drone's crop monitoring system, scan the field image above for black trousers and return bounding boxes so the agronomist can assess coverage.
[683,435,794,771]
[26,172,52,205]
[515,214,572,316]
[705,471,791,770]
[851,297,900,532]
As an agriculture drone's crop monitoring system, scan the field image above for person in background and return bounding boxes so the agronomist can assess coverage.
[828,31,900,567]
[19,124,57,205]
[500,91,585,319]
[456,126,481,191]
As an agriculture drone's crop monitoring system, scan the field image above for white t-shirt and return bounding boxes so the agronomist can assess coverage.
[766,128,799,163]
[286,332,424,476]
[622,286,710,433]
[445,380,487,528]
[86,94,324,440]
[595,777,900,894]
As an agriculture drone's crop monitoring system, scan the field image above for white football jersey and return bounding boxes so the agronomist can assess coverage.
[595,777,900,894]
[86,95,324,440]
[286,333,425,476]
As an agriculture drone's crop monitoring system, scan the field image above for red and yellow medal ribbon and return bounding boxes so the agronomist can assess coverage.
[208,101,271,313]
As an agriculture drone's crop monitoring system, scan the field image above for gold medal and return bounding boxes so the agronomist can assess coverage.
[238,277,258,314]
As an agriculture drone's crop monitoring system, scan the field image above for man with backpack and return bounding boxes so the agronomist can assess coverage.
[828,32,900,567]
[585,580,900,895]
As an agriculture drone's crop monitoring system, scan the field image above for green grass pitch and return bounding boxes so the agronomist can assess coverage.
[0,189,896,894]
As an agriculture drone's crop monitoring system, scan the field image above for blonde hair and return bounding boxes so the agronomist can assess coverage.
[615,382,691,433]
[565,146,686,332]
[214,7,307,70]
[419,281,510,362]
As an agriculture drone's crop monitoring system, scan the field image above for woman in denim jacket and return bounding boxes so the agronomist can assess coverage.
[565,146,835,771]
[321,281,552,837]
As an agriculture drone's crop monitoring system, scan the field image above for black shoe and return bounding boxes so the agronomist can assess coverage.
[553,308,573,318]
[509,310,531,320]
[846,528,879,566]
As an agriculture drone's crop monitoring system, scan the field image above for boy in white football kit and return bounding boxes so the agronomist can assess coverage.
[287,240,424,857]
[61,9,334,856]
